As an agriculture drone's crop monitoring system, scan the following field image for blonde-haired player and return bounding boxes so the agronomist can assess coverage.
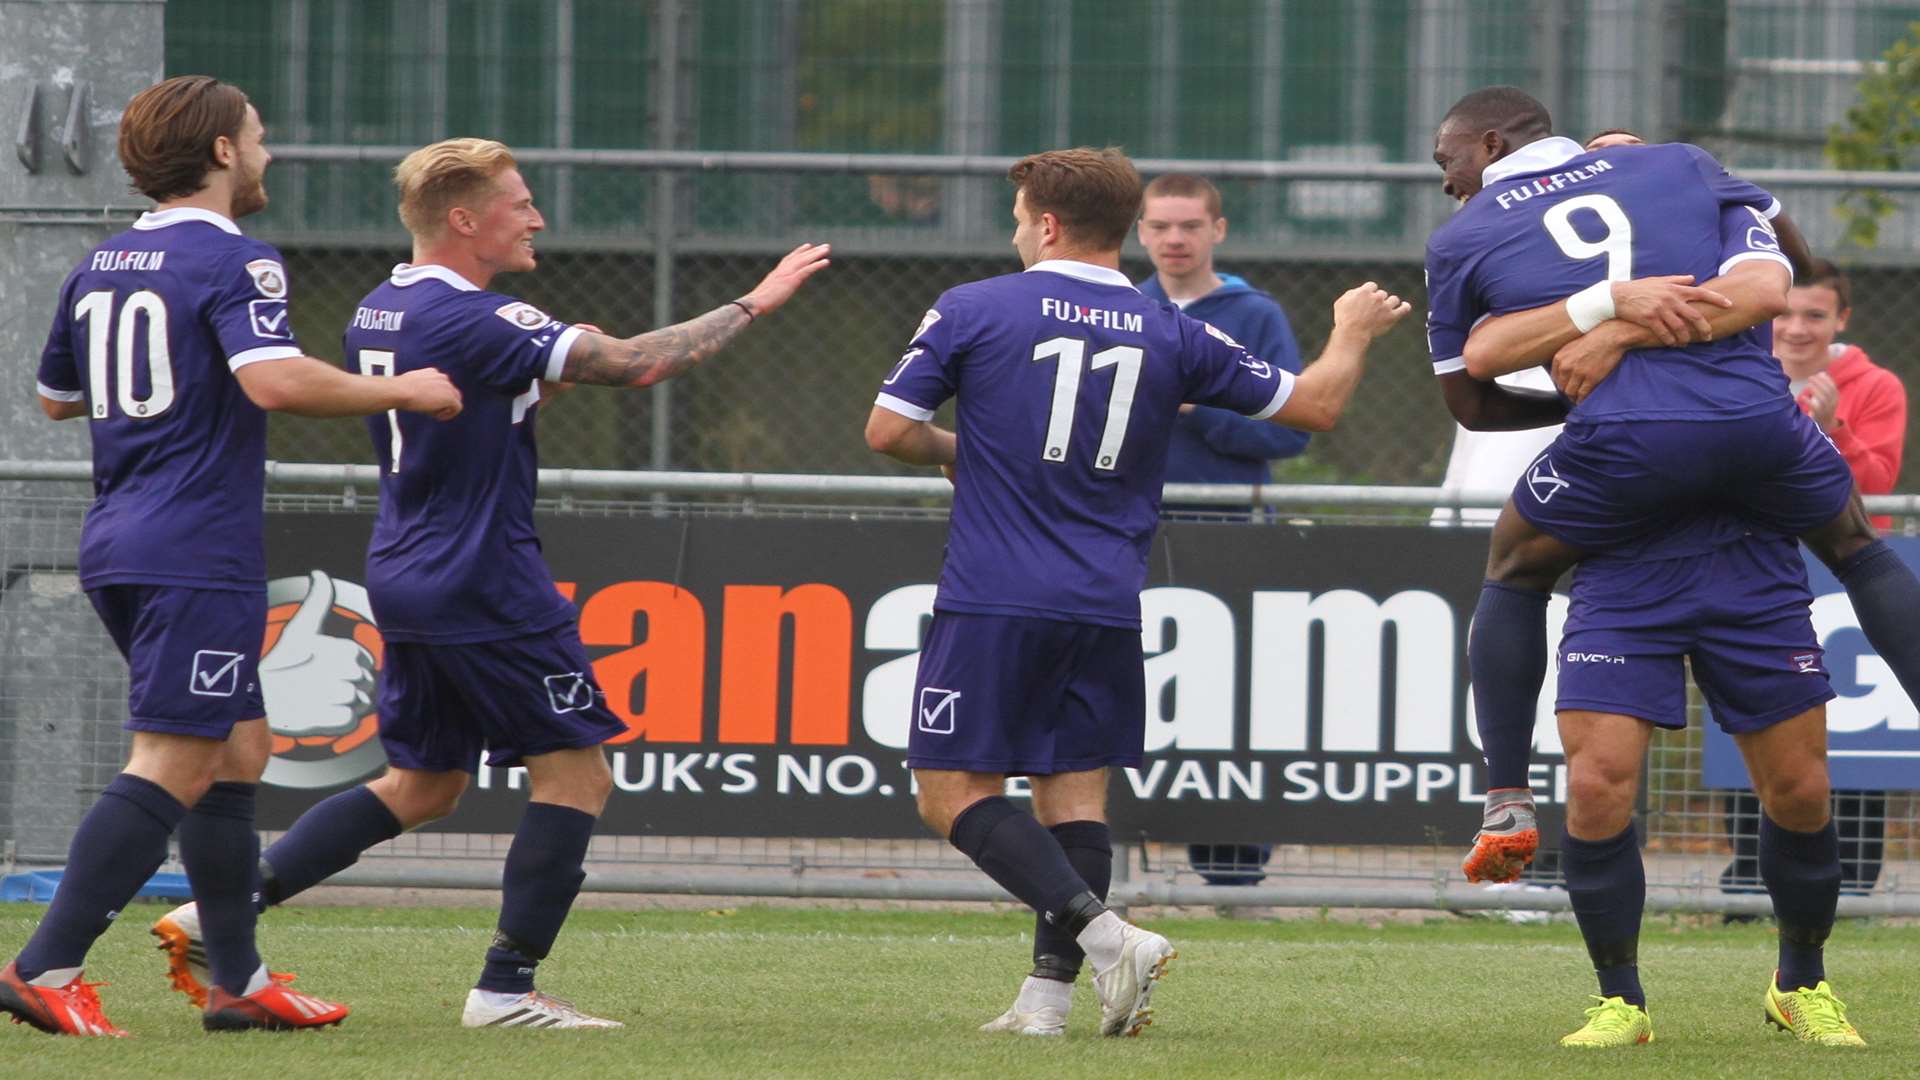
[152,137,828,1029]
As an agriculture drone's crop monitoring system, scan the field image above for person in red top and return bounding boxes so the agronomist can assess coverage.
[1776,259,1907,529]
[1725,257,1906,908]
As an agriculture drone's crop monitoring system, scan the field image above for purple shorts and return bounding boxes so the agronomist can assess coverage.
[377,622,626,772]
[89,584,266,739]
[1557,534,1835,734]
[1514,403,1855,558]
[906,611,1144,775]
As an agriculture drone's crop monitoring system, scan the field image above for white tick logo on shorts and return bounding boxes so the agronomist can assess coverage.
[546,672,595,714]
[1526,454,1571,503]
[918,687,961,734]
[189,649,245,697]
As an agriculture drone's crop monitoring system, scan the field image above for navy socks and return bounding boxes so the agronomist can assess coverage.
[949,796,1097,926]
[1760,816,1841,991]
[1468,583,1550,790]
[477,802,597,995]
[1835,540,1920,705]
[1032,820,1112,979]
[176,781,263,994]
[258,785,404,908]
[1563,825,1646,1008]
[15,774,186,979]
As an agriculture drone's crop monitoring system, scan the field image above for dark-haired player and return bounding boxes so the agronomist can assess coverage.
[0,76,462,1037]
[150,137,826,1029]
[866,146,1409,1037]
[1425,85,1881,1046]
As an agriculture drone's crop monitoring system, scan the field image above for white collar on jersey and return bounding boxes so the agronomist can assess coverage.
[389,263,481,291]
[1023,259,1136,290]
[131,207,242,235]
[1481,136,1590,186]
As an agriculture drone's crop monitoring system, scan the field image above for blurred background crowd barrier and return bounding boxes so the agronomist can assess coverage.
[151,0,1920,485]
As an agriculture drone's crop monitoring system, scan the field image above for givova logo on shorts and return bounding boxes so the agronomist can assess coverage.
[260,570,389,789]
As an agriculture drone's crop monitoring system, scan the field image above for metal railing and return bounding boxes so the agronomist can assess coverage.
[2,463,1915,914]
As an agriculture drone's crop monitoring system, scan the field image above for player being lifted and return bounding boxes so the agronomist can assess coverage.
[1,76,463,1037]
[147,138,826,1030]
[865,147,1409,1037]
[1424,87,1881,1045]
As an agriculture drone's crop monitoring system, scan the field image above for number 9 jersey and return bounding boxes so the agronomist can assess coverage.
[873,259,1295,629]
[1423,138,1795,424]
[36,208,306,590]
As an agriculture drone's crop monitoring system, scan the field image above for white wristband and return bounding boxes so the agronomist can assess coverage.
[1564,280,1615,333]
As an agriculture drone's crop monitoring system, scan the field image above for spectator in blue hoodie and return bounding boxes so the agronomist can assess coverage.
[1138,173,1308,507]
[1138,174,1304,891]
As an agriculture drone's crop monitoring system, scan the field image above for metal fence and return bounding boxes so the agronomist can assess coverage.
[136,0,1920,487]
[3,467,1917,915]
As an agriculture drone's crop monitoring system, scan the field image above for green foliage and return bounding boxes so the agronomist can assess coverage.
[1827,22,1920,248]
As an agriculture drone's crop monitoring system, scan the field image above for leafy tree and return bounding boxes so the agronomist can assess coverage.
[1827,22,1920,247]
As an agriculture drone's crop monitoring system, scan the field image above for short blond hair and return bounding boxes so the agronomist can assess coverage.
[393,137,517,238]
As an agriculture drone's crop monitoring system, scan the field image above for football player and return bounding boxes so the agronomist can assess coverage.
[2,76,461,1037]
[151,137,825,1029]
[865,146,1410,1037]
[1426,86,1876,1045]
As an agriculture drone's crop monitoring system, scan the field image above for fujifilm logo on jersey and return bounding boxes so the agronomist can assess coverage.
[1566,651,1627,665]
[1493,159,1615,210]
[1041,297,1144,333]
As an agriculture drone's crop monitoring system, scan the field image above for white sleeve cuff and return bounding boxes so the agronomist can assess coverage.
[1247,369,1297,421]
[228,345,303,371]
[1432,356,1467,375]
[1720,250,1794,279]
[36,382,84,403]
[546,325,586,382]
[1763,198,1782,220]
[874,392,935,422]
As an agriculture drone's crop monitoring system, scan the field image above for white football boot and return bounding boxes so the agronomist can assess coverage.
[461,989,624,1029]
[1083,914,1176,1037]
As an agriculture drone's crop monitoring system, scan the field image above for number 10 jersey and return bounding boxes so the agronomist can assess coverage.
[36,208,305,591]
[874,259,1295,629]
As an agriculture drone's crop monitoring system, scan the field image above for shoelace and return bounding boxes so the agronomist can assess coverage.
[1578,997,1640,1033]
[65,978,118,1033]
[1789,986,1853,1036]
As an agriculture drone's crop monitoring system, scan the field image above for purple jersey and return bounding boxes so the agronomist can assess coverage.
[875,260,1295,628]
[1425,139,1794,423]
[36,208,305,590]
[343,264,584,644]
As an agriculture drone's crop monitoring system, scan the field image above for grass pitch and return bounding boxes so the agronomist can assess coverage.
[2,904,1916,1079]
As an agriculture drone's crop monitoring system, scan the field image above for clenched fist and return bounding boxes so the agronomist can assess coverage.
[1332,281,1414,340]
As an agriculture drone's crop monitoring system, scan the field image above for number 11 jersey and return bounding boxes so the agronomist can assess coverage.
[36,207,305,590]
[873,259,1295,629]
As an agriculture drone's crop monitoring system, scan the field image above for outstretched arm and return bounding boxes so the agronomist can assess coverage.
[558,243,830,388]
[1268,282,1412,432]
[236,356,463,419]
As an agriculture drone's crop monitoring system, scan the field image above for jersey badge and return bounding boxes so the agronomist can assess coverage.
[245,259,288,299]
[911,307,942,342]
[1201,321,1245,350]
[496,301,553,331]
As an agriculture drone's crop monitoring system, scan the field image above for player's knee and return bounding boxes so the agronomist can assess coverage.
[1759,770,1832,832]
[1566,765,1634,821]
[371,770,467,827]
[915,788,955,837]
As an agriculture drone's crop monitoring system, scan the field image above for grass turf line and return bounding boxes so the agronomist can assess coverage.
[1,905,1916,1079]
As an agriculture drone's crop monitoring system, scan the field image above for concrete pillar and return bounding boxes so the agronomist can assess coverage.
[0,0,164,864]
